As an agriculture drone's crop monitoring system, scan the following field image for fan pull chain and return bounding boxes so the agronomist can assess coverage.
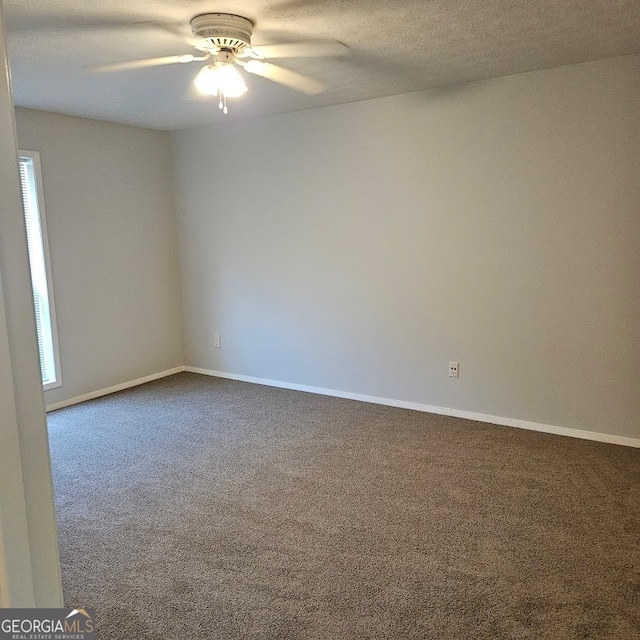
[216,89,229,115]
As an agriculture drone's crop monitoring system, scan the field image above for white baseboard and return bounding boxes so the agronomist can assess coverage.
[185,366,640,449]
[45,367,185,412]
[45,365,640,448]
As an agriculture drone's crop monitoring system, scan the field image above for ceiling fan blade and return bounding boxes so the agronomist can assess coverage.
[250,41,349,59]
[7,13,182,35]
[244,60,326,95]
[89,54,207,73]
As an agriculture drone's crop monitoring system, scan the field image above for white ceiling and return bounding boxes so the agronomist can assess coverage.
[5,0,640,131]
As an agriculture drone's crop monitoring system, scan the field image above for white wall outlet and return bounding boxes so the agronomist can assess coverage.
[449,361,459,378]
[213,334,221,349]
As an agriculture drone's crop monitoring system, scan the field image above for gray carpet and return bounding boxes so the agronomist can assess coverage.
[46,372,640,639]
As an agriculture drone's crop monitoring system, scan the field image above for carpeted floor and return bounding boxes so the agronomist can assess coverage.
[46,372,640,639]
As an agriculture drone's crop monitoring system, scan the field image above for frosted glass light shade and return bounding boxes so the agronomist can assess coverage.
[194,63,248,98]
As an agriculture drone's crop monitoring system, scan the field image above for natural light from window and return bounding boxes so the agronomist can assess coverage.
[19,151,61,390]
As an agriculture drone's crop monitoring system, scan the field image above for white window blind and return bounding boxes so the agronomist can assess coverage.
[19,152,62,390]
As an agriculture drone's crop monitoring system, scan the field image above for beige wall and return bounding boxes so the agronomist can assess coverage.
[171,55,640,440]
[15,109,184,405]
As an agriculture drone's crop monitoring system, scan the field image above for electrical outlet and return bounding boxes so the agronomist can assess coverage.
[213,334,221,349]
[449,361,459,378]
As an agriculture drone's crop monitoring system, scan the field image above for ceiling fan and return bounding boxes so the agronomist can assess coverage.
[91,13,349,114]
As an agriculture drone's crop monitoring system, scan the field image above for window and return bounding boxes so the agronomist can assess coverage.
[19,151,62,390]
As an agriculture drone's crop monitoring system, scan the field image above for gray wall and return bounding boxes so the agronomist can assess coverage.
[15,109,184,405]
[171,55,640,440]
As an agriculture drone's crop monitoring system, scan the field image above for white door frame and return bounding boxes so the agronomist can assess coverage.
[0,0,63,607]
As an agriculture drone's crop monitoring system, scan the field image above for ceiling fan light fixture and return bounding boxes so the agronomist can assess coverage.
[90,12,340,118]
[194,63,247,97]
[194,62,247,114]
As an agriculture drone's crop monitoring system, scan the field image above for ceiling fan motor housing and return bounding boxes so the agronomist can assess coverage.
[191,13,253,51]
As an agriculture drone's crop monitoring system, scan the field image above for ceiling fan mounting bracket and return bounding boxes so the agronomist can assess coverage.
[190,13,253,52]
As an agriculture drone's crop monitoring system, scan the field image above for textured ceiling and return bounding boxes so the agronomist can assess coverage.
[4,0,640,130]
